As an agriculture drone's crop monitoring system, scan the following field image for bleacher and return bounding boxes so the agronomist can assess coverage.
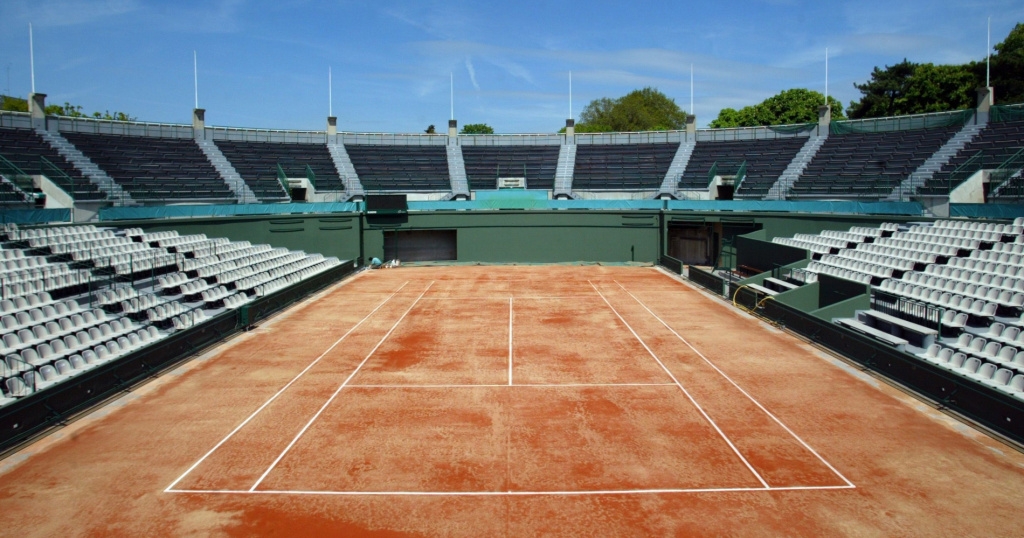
[0,223,343,407]
[61,132,232,202]
[791,126,960,198]
[572,143,678,190]
[677,138,806,197]
[213,140,344,200]
[0,182,28,205]
[345,145,451,192]
[920,119,1024,195]
[773,218,1024,402]
[0,127,106,201]
[462,146,559,190]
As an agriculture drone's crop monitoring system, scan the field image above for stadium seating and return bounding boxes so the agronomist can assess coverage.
[573,143,678,190]
[213,139,344,199]
[61,132,233,202]
[345,145,451,192]
[0,223,342,404]
[919,119,1024,194]
[678,138,806,197]
[462,146,559,190]
[791,126,960,198]
[0,127,106,201]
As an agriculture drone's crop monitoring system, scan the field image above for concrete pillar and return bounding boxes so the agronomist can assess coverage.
[448,119,458,137]
[193,108,206,139]
[977,87,994,112]
[565,119,575,136]
[327,116,338,136]
[818,105,831,135]
[29,93,47,130]
[685,114,696,136]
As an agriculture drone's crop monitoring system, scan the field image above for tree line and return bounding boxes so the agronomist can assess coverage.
[0,95,135,122]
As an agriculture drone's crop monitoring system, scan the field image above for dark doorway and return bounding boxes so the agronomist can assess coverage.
[383,230,457,262]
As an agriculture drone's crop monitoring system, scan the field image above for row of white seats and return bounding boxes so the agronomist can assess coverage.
[195,248,290,278]
[770,237,832,255]
[146,301,190,322]
[154,234,208,249]
[891,232,981,250]
[892,274,1022,309]
[1,271,92,299]
[0,292,56,315]
[156,272,192,290]
[819,254,894,279]
[8,225,100,241]
[4,317,139,368]
[969,249,1024,266]
[876,281,984,320]
[819,229,871,243]
[178,278,212,296]
[790,233,850,249]
[170,238,231,256]
[947,257,1024,278]
[71,242,150,263]
[222,293,251,309]
[236,256,333,292]
[2,309,111,352]
[906,226,1006,242]
[4,327,165,397]
[922,265,1024,293]
[121,227,145,237]
[915,346,1024,400]
[992,242,1024,255]
[977,322,1024,348]
[947,332,1024,361]
[0,264,77,285]
[95,287,139,306]
[135,230,179,243]
[805,262,872,284]
[252,259,341,297]
[119,294,166,314]
[0,256,51,272]
[178,244,274,272]
[933,219,1024,234]
[171,309,207,330]
[112,253,179,275]
[51,236,133,255]
[849,225,889,237]
[1,300,83,333]
[26,231,116,249]
[873,237,961,257]
[201,286,233,304]
[837,250,915,272]
[0,249,26,261]
[855,243,937,264]
[215,252,309,285]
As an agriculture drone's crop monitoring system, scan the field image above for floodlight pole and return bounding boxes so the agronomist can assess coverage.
[329,66,333,117]
[569,70,572,119]
[29,23,35,94]
[690,64,694,116]
[450,72,454,121]
[987,17,991,87]
[193,51,199,109]
[825,48,828,106]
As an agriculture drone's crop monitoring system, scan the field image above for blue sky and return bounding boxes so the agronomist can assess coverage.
[1,0,1021,133]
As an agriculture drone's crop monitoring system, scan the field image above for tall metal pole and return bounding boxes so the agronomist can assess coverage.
[690,64,694,115]
[825,48,829,105]
[569,71,572,119]
[29,23,35,94]
[329,67,333,117]
[987,17,991,87]
[193,51,199,109]
[450,72,454,120]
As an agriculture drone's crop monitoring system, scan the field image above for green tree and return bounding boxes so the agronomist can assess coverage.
[575,87,687,132]
[424,124,436,134]
[975,22,1024,104]
[460,123,494,134]
[709,89,844,128]
[847,59,975,118]
[0,95,29,112]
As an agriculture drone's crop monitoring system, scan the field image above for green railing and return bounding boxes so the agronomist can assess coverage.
[304,164,317,190]
[945,151,985,194]
[989,148,1024,193]
[0,154,36,194]
[39,156,76,201]
[276,163,290,196]
[733,161,748,192]
[706,160,746,187]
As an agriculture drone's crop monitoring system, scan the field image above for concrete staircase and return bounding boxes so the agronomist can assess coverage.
[327,143,365,200]
[884,121,986,201]
[35,129,131,204]
[194,138,258,204]
[657,140,696,198]
[765,134,827,200]
[553,144,576,198]
[446,145,470,199]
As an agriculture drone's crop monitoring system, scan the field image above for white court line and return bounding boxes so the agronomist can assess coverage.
[587,280,771,490]
[248,281,435,492]
[163,281,411,493]
[417,296,605,300]
[508,297,514,386]
[614,280,856,488]
[344,383,679,389]
[167,484,856,496]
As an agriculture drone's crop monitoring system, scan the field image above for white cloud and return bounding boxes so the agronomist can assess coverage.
[464,57,479,90]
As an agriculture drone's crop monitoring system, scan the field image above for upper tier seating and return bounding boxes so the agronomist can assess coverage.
[61,132,232,202]
[678,137,807,197]
[462,146,559,190]
[213,140,344,199]
[572,143,679,190]
[792,126,960,198]
[344,145,451,191]
[0,182,27,205]
[920,119,1024,195]
[0,127,105,201]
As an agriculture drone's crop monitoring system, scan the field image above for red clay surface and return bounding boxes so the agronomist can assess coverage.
[1,265,1024,536]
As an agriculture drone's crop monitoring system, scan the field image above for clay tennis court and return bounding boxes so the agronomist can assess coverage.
[1,265,1023,536]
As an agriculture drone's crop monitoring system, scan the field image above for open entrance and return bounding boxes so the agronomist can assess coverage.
[667,224,714,265]
[383,230,457,262]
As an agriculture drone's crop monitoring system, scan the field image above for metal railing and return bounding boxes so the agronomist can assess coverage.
[989,148,1024,193]
[39,157,76,201]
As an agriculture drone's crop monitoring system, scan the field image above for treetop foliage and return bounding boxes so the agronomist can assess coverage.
[710,89,844,128]
[0,94,135,121]
[575,87,687,133]
[460,123,494,134]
